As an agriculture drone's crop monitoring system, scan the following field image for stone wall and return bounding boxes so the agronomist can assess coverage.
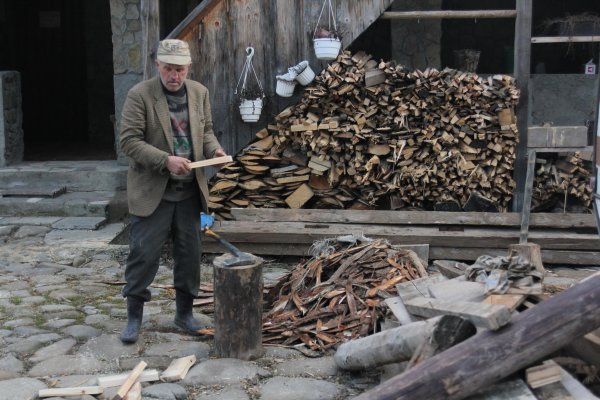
[110,0,145,165]
[390,0,442,70]
[0,71,23,167]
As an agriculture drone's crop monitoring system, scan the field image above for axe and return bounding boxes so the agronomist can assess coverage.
[200,213,256,267]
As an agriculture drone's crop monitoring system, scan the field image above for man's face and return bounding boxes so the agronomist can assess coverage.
[157,61,190,92]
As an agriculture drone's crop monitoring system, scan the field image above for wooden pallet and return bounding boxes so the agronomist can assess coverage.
[201,209,599,265]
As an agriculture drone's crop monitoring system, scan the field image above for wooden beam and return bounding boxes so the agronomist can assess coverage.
[403,297,512,330]
[167,0,222,40]
[229,208,596,229]
[512,0,532,213]
[532,36,600,43]
[381,10,516,19]
[353,273,600,400]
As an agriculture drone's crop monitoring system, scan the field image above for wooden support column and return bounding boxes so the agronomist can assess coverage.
[213,254,264,360]
[354,272,600,400]
[512,0,532,212]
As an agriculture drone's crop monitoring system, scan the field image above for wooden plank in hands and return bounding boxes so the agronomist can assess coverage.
[188,155,233,169]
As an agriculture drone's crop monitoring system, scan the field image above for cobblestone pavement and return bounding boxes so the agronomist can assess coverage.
[0,222,377,400]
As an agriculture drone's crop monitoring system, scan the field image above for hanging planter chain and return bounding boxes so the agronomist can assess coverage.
[313,0,337,38]
[235,46,264,98]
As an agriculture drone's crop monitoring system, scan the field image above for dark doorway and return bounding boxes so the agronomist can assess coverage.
[0,0,115,161]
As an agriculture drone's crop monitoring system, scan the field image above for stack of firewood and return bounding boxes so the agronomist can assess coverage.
[209,51,521,219]
[262,238,427,352]
[532,152,593,212]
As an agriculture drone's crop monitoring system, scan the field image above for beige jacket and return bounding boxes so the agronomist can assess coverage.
[119,77,222,217]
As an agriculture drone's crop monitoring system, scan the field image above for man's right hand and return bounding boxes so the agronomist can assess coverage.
[166,156,191,175]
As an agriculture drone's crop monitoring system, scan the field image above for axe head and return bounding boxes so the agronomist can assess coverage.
[222,251,256,267]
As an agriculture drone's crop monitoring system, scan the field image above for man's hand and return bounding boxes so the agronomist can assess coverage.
[166,155,191,175]
[212,149,229,169]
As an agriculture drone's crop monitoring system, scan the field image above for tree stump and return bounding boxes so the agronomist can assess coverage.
[213,254,263,360]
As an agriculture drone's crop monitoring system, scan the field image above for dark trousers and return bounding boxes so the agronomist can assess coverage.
[122,192,201,302]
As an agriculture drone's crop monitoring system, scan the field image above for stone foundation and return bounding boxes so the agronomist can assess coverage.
[0,71,24,167]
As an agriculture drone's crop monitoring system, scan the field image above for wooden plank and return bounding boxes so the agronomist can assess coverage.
[396,274,448,302]
[526,362,561,388]
[404,296,512,330]
[123,382,141,400]
[229,208,596,229]
[381,10,517,19]
[430,247,600,265]
[532,36,600,43]
[528,126,589,148]
[520,150,536,244]
[208,221,600,251]
[354,273,600,400]
[188,155,233,169]
[484,294,526,312]
[112,361,147,400]
[39,386,103,398]
[97,369,159,388]
[160,355,196,382]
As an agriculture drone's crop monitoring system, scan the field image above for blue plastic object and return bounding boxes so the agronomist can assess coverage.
[200,213,215,230]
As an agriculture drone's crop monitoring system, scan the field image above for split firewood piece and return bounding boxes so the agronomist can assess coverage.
[111,361,147,400]
[122,382,141,400]
[188,155,233,169]
[161,355,197,382]
[526,361,562,389]
[285,184,314,209]
[364,69,386,87]
[404,296,512,330]
[97,369,159,388]
[39,386,103,398]
[384,296,413,325]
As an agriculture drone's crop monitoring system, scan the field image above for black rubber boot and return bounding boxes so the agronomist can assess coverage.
[174,291,203,335]
[120,296,144,344]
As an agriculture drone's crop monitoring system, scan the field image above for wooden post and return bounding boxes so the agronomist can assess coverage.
[353,272,600,400]
[512,0,532,212]
[213,254,264,360]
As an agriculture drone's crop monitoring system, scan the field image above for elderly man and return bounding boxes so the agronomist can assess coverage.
[119,39,226,343]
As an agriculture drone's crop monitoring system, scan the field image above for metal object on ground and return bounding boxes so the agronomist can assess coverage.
[203,228,255,267]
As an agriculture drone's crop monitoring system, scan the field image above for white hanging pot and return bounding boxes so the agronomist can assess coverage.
[294,61,316,86]
[314,37,341,60]
[276,79,296,97]
[238,98,263,123]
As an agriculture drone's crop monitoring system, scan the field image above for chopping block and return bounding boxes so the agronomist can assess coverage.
[213,253,264,360]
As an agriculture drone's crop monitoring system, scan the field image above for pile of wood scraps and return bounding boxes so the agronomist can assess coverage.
[334,244,600,399]
[532,151,593,212]
[209,50,521,218]
[38,356,196,399]
[261,237,428,352]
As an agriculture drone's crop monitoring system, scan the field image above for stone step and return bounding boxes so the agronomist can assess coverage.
[0,161,127,192]
[0,216,107,230]
[0,190,128,221]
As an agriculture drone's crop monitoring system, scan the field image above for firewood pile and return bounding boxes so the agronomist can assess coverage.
[261,237,427,352]
[532,152,593,212]
[209,50,521,219]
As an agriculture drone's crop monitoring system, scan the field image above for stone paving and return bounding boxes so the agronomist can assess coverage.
[0,220,377,400]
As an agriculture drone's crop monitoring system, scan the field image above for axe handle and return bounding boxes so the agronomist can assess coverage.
[204,229,243,257]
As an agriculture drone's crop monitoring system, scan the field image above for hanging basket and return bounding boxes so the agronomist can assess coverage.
[276,79,296,97]
[313,38,341,61]
[235,47,265,123]
[294,61,316,85]
[238,98,263,123]
[313,0,342,61]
